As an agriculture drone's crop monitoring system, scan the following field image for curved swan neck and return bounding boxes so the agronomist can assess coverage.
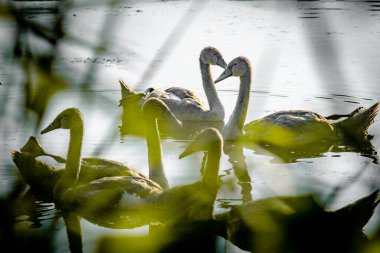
[144,118,169,190]
[54,124,83,200]
[200,60,224,115]
[223,72,251,140]
[66,126,83,181]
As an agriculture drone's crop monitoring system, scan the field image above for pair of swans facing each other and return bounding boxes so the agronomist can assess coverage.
[120,46,378,154]
[119,46,227,138]
[214,56,379,155]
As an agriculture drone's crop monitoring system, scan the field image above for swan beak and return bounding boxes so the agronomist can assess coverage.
[214,68,232,83]
[41,120,60,135]
[217,58,227,69]
[179,141,200,159]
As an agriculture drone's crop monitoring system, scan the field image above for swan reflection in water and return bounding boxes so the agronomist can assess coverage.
[244,136,379,164]
[120,116,225,140]
[91,190,379,253]
[223,141,253,203]
[11,131,380,253]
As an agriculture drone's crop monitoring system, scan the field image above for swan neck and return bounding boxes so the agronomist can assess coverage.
[200,60,223,114]
[66,126,83,181]
[224,72,251,135]
[145,118,169,190]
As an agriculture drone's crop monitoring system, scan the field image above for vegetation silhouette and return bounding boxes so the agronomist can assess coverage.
[2,1,380,253]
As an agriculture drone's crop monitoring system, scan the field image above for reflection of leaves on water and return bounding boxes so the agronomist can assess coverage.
[24,57,68,126]
[0,175,59,252]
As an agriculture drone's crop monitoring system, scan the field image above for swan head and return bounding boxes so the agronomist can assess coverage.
[142,98,182,128]
[200,47,227,68]
[144,87,155,96]
[179,128,223,158]
[41,108,84,134]
[214,56,251,83]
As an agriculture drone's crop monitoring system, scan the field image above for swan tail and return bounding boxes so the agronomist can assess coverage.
[336,102,379,140]
[11,150,29,168]
[11,150,21,163]
[119,80,137,99]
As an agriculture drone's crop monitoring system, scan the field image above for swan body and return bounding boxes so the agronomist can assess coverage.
[243,105,379,147]
[12,139,153,202]
[12,99,182,201]
[215,190,380,253]
[40,104,222,228]
[215,56,379,147]
[12,150,62,201]
[16,136,146,179]
[119,47,227,136]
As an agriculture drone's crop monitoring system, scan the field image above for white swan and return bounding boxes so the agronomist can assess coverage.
[39,106,222,228]
[215,56,379,147]
[120,46,227,122]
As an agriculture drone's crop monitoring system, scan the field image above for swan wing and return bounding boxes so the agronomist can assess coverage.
[146,87,205,108]
[261,110,327,126]
[79,158,149,183]
[165,87,204,106]
[145,88,171,99]
[244,110,334,146]
[61,176,163,228]
[12,151,63,201]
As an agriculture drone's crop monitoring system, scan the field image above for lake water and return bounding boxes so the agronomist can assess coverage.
[1,0,380,252]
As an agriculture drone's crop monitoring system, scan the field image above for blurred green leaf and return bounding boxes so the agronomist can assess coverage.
[25,58,68,125]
